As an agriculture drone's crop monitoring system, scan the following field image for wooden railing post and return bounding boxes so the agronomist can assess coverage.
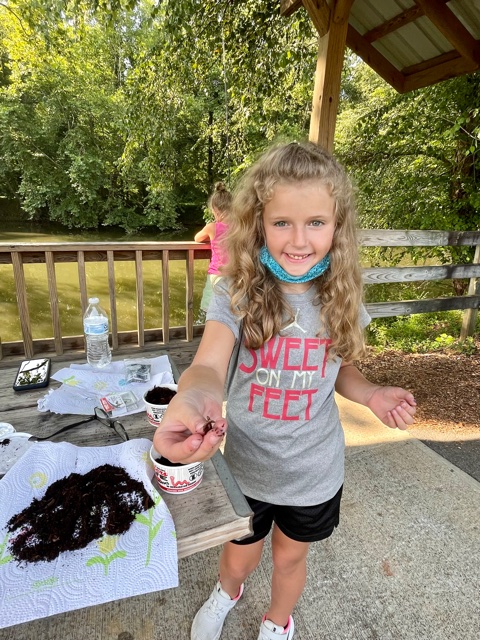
[45,250,63,355]
[186,249,195,342]
[11,251,34,358]
[135,249,145,348]
[107,250,119,350]
[162,249,170,344]
[460,243,480,340]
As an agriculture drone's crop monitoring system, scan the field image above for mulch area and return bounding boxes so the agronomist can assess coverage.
[357,342,480,437]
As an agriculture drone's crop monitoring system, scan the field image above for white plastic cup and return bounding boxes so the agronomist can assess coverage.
[149,445,204,494]
[143,384,178,427]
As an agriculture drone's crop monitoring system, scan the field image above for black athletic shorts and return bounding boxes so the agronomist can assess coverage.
[232,485,343,545]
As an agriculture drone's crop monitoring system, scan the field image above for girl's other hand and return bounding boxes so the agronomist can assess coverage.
[366,386,417,430]
[152,390,226,464]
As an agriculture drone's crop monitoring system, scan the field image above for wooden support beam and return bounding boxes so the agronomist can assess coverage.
[282,0,480,97]
[403,54,477,92]
[302,0,331,37]
[363,5,422,44]
[362,0,450,44]
[332,0,355,24]
[308,0,351,151]
[347,25,405,92]
[279,0,303,18]
[402,49,460,76]
[414,0,480,67]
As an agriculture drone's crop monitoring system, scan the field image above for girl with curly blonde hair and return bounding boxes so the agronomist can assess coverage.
[154,141,416,640]
[224,141,364,361]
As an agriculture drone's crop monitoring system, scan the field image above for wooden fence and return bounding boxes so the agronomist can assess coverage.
[359,230,480,339]
[0,242,210,359]
[0,230,479,360]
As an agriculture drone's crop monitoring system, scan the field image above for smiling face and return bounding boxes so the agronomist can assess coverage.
[262,180,336,293]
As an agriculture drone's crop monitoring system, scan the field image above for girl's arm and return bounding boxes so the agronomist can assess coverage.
[153,320,236,463]
[335,362,416,430]
[194,222,216,243]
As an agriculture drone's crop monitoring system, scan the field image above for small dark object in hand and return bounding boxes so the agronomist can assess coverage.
[201,416,215,435]
[144,386,177,405]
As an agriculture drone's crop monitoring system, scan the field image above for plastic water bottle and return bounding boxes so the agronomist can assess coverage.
[83,297,112,368]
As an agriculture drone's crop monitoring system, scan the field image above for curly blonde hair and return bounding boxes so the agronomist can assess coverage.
[222,141,365,362]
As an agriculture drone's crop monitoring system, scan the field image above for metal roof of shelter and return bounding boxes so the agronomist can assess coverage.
[281,0,480,150]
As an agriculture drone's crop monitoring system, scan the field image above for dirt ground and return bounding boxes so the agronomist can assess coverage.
[357,341,480,439]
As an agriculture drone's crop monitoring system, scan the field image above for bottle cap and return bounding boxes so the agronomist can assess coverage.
[88,297,99,304]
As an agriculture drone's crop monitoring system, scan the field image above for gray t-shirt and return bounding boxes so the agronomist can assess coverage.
[207,281,370,507]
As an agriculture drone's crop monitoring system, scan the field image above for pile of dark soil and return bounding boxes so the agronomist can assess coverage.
[145,386,177,405]
[7,464,153,564]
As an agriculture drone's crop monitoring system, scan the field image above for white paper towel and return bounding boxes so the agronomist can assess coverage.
[0,438,178,629]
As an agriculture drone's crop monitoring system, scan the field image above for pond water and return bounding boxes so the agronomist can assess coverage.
[0,222,209,343]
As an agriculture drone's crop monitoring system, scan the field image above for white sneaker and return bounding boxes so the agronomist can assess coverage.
[191,581,244,640]
[257,615,295,640]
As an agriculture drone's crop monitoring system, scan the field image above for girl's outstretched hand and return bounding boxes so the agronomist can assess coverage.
[366,386,417,430]
[152,389,226,464]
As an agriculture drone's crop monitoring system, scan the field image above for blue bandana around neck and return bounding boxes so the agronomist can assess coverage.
[259,246,330,284]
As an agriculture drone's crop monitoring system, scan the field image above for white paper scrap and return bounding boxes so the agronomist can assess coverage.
[38,355,175,415]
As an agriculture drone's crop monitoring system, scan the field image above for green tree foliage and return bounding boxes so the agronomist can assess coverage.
[1,1,479,240]
[0,1,135,227]
[335,58,480,270]
[0,0,317,230]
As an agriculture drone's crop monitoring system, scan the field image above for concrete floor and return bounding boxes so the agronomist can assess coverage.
[153,396,480,640]
[3,392,476,640]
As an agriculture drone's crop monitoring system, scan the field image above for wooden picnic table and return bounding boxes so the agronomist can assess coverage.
[0,351,252,637]
[0,352,252,556]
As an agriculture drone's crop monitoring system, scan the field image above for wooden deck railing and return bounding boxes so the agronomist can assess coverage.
[0,230,479,360]
[0,241,211,359]
[360,230,480,339]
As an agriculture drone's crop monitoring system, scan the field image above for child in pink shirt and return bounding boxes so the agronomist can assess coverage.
[195,182,232,313]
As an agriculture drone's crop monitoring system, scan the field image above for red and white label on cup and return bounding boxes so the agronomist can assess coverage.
[149,445,204,494]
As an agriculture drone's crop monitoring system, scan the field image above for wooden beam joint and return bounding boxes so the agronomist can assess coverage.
[414,0,480,67]
[279,0,303,18]
[302,0,331,38]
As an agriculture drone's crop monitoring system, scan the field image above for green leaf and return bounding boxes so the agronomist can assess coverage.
[151,519,164,539]
[86,556,107,567]
[135,514,151,526]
